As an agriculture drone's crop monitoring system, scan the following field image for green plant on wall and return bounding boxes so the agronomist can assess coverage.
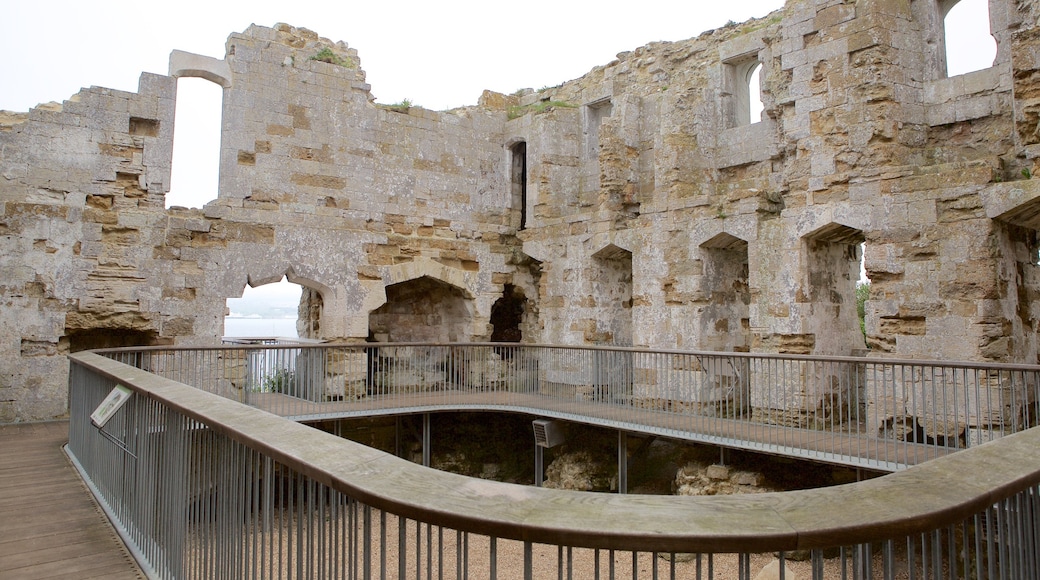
[262,367,296,394]
[309,47,355,68]
[378,98,414,113]
[856,281,870,344]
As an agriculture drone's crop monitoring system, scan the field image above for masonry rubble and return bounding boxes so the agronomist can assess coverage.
[4,1,1040,428]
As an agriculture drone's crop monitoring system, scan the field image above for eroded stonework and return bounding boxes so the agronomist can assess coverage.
[4,1,1040,423]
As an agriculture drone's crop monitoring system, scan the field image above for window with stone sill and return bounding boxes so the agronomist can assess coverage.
[943,0,996,77]
[918,0,998,80]
[723,57,764,129]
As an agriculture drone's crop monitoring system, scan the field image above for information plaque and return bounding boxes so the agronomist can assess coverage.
[90,384,133,428]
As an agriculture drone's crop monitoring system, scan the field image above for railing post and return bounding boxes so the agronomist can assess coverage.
[524,541,533,580]
[423,412,431,468]
[618,430,628,494]
[534,444,543,487]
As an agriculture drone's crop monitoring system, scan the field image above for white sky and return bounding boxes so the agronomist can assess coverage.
[1,0,995,308]
[2,0,792,114]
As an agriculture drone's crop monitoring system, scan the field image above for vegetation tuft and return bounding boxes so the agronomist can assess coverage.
[507,100,577,120]
[856,281,870,344]
[378,98,414,113]
[262,367,296,394]
[308,47,355,68]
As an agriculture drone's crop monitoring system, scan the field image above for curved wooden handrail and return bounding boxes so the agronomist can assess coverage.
[71,351,1040,554]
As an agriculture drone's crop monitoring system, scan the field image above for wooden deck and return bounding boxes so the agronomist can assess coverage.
[248,389,949,471]
[0,421,142,580]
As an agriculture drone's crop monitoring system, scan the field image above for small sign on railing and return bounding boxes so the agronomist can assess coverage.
[91,384,132,428]
[90,384,137,459]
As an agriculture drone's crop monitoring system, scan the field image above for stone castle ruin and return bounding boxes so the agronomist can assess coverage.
[4,0,1040,424]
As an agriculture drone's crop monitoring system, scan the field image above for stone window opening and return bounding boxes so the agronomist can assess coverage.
[168,77,223,209]
[942,0,996,77]
[724,56,764,128]
[510,142,528,231]
[916,0,998,80]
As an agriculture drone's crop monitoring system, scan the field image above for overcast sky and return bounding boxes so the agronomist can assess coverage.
[3,1,795,113]
[1,0,994,309]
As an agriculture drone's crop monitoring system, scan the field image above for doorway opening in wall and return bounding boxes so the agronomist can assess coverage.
[803,223,866,354]
[168,77,222,209]
[944,0,996,77]
[491,284,526,343]
[225,277,302,338]
[700,233,751,352]
[590,245,633,347]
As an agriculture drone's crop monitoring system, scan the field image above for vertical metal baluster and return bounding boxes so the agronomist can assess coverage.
[438,526,444,580]
[380,510,387,580]
[490,537,497,580]
[455,530,462,580]
[399,515,407,580]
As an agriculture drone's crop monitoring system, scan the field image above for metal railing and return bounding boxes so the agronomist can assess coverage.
[68,350,1040,579]
[98,343,1040,472]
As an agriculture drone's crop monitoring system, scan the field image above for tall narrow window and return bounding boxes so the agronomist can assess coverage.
[747,62,764,123]
[510,142,528,230]
[168,77,222,208]
[943,0,996,77]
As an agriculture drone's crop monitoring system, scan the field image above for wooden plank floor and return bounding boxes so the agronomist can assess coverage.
[0,421,143,580]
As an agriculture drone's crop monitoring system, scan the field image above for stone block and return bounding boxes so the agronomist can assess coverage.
[706,464,730,481]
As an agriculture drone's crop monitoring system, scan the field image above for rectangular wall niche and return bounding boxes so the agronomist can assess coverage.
[584,99,613,160]
[129,117,160,137]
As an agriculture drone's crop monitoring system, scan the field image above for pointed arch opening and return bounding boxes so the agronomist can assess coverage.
[225,277,303,338]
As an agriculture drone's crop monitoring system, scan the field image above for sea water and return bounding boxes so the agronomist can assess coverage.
[223,318,298,338]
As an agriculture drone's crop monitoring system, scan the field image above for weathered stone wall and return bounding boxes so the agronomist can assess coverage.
[1,75,177,422]
[5,1,1040,422]
[512,0,1040,365]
